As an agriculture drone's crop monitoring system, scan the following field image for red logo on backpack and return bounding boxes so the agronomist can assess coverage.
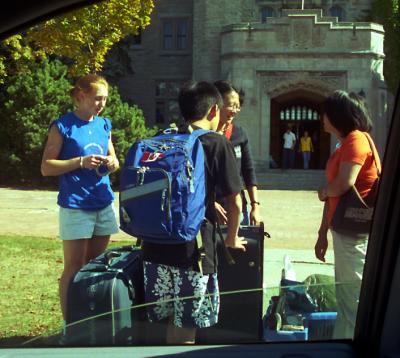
[141,151,164,162]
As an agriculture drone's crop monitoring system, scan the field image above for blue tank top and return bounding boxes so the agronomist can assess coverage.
[52,112,115,210]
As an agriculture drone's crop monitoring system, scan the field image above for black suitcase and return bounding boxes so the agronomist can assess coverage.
[197,223,267,343]
[65,246,145,346]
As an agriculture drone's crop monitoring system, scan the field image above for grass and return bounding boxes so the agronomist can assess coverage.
[0,235,133,346]
[0,234,280,347]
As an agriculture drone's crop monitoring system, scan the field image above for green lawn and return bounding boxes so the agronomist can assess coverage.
[0,235,274,347]
[0,235,132,346]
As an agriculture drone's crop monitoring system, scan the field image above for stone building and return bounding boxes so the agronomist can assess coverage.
[111,0,389,170]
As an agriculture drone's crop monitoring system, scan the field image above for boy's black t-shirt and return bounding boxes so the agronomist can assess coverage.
[141,131,242,274]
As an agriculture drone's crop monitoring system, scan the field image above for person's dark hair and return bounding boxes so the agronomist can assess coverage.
[178,81,223,121]
[323,90,373,136]
[214,80,243,106]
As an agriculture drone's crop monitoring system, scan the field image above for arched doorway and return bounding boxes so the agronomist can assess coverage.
[269,89,330,169]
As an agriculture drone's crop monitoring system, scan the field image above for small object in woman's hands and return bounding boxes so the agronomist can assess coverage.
[95,156,110,177]
[96,163,110,176]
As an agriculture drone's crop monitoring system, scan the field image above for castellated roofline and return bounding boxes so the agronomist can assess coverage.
[221,8,384,34]
[220,8,385,57]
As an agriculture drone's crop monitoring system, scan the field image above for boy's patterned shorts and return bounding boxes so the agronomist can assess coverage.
[143,261,220,328]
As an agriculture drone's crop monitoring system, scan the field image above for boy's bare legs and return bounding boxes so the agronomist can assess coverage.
[166,316,196,345]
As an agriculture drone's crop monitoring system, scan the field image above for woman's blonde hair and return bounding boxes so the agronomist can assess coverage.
[70,74,109,101]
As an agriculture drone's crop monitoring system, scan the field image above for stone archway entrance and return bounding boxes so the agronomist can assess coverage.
[270,89,330,169]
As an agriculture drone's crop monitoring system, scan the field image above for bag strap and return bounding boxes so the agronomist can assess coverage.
[216,221,236,265]
[196,220,236,277]
[364,133,381,176]
[348,133,381,207]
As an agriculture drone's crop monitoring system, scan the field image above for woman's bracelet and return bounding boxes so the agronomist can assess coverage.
[79,156,84,169]
[251,201,260,206]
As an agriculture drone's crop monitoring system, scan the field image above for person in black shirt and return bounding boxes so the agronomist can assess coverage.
[214,80,261,225]
[142,81,246,344]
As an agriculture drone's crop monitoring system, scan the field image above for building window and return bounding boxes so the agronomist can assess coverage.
[155,80,186,124]
[177,20,188,50]
[329,6,345,21]
[261,7,274,23]
[280,105,319,121]
[162,21,174,50]
[162,19,189,51]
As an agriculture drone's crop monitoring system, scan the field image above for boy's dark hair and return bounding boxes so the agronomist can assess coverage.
[178,81,223,121]
[323,90,373,136]
[214,80,243,106]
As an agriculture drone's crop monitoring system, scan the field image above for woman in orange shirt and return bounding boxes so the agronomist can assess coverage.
[314,90,381,339]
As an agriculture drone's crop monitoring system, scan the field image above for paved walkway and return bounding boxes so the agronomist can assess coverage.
[0,187,334,290]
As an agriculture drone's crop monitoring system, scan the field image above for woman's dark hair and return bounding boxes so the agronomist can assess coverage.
[214,80,243,106]
[323,90,373,136]
[178,81,223,121]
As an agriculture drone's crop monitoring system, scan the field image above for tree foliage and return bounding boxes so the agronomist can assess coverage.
[0,59,72,186]
[0,34,46,85]
[0,59,156,187]
[0,0,154,81]
[372,0,400,94]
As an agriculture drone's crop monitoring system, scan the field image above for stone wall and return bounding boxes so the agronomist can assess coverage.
[111,0,389,157]
[115,0,193,125]
[220,9,386,159]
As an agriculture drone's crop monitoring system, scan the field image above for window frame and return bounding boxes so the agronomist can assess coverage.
[260,6,275,23]
[2,1,400,357]
[329,5,346,22]
[160,17,191,53]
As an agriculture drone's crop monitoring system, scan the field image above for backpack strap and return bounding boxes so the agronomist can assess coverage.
[188,125,236,267]
[195,220,236,277]
[196,231,205,276]
[186,127,213,151]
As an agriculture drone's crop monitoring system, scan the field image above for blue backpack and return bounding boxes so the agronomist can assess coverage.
[119,128,212,244]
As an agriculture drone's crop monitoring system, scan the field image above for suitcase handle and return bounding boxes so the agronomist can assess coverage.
[105,251,122,266]
[81,247,137,272]
[103,246,136,265]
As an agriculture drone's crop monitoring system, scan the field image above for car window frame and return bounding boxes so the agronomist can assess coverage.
[1,1,400,356]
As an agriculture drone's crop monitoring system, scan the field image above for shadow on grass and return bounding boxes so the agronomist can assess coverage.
[0,333,62,348]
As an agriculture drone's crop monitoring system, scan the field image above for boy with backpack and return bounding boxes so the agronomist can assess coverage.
[122,81,246,344]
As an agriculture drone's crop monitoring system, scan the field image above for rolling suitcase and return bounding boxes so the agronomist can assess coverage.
[65,246,145,346]
[197,223,268,343]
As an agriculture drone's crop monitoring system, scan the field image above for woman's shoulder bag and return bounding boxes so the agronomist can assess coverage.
[331,134,381,235]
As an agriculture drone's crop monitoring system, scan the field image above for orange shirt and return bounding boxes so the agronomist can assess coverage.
[326,130,381,224]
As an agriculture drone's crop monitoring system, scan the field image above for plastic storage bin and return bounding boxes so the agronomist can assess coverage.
[263,314,308,342]
[304,312,337,340]
[263,326,308,341]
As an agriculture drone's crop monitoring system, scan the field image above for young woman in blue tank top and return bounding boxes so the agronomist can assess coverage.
[41,74,120,321]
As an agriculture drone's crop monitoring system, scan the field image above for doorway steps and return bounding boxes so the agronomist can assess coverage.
[255,169,326,190]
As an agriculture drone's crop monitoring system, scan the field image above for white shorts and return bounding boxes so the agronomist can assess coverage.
[59,204,119,240]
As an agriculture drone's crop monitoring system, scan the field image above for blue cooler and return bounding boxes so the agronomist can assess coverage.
[263,326,308,342]
[304,312,337,340]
